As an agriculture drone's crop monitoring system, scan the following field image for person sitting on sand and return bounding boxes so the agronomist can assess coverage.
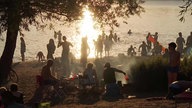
[166,81,192,99]
[82,63,98,88]
[9,83,24,104]
[36,51,45,62]
[103,62,126,99]
[41,59,59,88]
[1,91,24,108]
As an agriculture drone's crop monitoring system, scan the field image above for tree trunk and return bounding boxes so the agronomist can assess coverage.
[0,1,20,85]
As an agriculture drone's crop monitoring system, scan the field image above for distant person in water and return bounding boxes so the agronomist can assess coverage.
[20,37,26,62]
[127,29,132,36]
[153,32,158,42]
[97,35,103,58]
[108,30,113,42]
[186,32,192,48]
[138,41,148,56]
[47,39,56,60]
[104,36,111,57]
[127,45,136,56]
[146,32,152,51]
[103,62,126,99]
[57,30,62,45]
[58,36,73,76]
[152,42,162,56]
[80,37,90,69]
[176,32,185,54]
[113,33,118,42]
[167,42,180,86]
[36,51,45,62]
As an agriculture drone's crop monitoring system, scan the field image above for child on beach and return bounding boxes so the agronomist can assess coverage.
[36,51,45,62]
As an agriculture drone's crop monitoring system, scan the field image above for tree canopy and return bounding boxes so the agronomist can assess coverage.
[0,0,144,35]
[179,0,192,22]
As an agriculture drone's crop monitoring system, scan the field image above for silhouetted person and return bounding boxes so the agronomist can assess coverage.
[127,29,132,36]
[103,62,126,99]
[139,41,148,56]
[104,36,111,57]
[186,32,192,48]
[93,39,98,57]
[47,39,56,60]
[57,30,62,45]
[9,83,24,104]
[108,30,113,42]
[97,35,103,58]
[153,32,158,42]
[36,51,45,62]
[153,42,162,56]
[1,91,24,108]
[167,42,180,86]
[41,59,59,88]
[127,45,136,56]
[58,36,73,76]
[54,31,57,39]
[82,63,98,87]
[146,32,152,50]
[163,48,169,58]
[113,33,118,42]
[80,37,90,69]
[176,32,185,54]
[20,37,26,62]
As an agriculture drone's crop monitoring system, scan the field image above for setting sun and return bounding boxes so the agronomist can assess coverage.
[78,6,101,58]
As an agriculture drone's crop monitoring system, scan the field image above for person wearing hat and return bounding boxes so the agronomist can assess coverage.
[103,62,126,99]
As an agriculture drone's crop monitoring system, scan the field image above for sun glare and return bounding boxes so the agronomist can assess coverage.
[78,7,101,58]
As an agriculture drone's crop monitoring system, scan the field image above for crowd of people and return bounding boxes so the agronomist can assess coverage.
[15,30,192,104]
[127,31,192,58]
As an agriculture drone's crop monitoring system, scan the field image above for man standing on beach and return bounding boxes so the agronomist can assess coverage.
[167,42,180,86]
[58,36,73,77]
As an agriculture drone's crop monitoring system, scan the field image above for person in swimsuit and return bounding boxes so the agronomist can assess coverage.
[167,42,181,86]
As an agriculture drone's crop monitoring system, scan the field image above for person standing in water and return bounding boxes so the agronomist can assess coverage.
[20,37,26,62]
[176,32,185,54]
[80,37,90,69]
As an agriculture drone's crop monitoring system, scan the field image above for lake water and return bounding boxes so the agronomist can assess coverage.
[0,0,192,62]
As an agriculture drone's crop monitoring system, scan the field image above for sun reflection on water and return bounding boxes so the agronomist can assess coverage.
[77,6,101,58]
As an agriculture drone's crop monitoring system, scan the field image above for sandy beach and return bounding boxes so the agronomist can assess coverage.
[4,57,189,108]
